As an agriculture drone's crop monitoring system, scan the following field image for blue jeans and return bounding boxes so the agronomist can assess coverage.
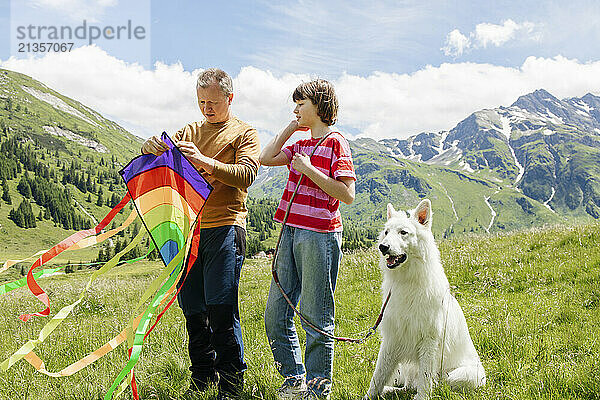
[265,225,342,397]
[177,225,247,390]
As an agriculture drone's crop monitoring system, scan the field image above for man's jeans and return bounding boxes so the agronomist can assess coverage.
[265,225,342,397]
[177,225,247,392]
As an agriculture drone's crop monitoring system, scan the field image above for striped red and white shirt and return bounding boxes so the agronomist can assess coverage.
[273,131,356,232]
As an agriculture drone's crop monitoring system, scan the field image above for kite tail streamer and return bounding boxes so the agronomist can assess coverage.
[126,230,200,400]
[0,240,151,298]
[22,314,143,378]
[143,223,201,341]
[0,250,47,275]
[0,268,62,296]
[105,220,197,400]
[0,230,145,372]
[14,242,157,378]
[19,193,133,322]
[0,208,138,279]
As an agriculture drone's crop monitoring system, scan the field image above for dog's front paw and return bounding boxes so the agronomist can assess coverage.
[382,386,406,395]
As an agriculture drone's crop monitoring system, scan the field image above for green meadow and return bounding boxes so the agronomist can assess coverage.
[1,222,600,400]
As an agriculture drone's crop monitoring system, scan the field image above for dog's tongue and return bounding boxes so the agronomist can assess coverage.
[386,255,397,266]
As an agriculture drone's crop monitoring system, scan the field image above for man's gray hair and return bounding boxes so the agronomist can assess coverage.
[197,68,233,96]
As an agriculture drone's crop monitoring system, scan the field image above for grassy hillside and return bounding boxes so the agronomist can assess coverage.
[0,68,144,262]
[0,222,599,399]
[0,69,141,160]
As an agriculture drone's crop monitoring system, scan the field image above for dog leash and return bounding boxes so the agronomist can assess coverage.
[271,131,391,344]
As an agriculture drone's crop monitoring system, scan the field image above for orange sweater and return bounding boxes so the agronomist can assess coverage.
[174,117,260,229]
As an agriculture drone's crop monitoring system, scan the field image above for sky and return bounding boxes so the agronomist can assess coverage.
[1,0,600,142]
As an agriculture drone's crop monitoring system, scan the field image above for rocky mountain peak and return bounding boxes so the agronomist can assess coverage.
[511,88,561,112]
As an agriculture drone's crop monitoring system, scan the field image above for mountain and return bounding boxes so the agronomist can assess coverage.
[0,68,144,262]
[1,67,598,254]
[0,69,142,159]
[250,89,600,239]
[378,89,600,217]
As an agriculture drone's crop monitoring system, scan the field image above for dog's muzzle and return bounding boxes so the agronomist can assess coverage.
[378,244,407,269]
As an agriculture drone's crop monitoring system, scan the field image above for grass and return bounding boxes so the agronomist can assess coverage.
[1,222,600,399]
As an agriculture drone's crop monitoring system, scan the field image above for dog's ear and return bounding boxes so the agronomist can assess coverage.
[414,199,432,227]
[386,203,396,220]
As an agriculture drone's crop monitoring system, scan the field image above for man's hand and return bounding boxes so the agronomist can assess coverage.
[291,152,314,175]
[142,135,169,156]
[177,141,215,174]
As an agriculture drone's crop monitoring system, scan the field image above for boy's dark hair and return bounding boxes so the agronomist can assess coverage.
[292,79,338,126]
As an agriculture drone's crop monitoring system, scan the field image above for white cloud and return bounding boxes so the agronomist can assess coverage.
[443,19,541,57]
[1,46,199,137]
[30,0,119,22]
[475,19,538,47]
[442,29,471,57]
[2,47,600,141]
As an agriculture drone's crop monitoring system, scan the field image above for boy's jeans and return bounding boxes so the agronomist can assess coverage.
[265,225,342,397]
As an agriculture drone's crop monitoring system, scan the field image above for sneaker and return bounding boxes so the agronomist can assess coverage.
[276,379,307,400]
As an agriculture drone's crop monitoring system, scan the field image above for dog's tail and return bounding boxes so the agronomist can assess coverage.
[446,362,486,389]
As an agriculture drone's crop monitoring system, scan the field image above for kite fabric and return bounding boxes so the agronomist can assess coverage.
[0,131,212,400]
[120,132,212,271]
[105,132,212,399]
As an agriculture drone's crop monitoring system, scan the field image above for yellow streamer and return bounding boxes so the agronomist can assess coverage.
[0,210,138,273]
[1,230,145,372]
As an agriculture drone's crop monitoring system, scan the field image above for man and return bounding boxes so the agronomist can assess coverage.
[141,68,260,399]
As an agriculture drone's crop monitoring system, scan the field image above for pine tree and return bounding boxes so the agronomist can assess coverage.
[110,193,120,207]
[17,177,32,198]
[9,199,36,228]
[96,193,104,206]
[1,179,9,204]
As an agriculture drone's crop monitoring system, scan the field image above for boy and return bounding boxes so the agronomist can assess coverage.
[259,79,356,400]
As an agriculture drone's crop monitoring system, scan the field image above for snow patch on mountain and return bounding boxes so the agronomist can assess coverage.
[436,131,449,155]
[22,86,99,127]
[499,116,525,186]
[574,101,594,113]
[427,139,462,166]
[484,192,498,233]
[459,160,475,173]
[499,116,512,140]
[43,125,108,153]
[545,109,563,124]
[543,187,556,213]
[439,183,458,221]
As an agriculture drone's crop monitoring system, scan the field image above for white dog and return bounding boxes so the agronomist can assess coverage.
[365,199,486,400]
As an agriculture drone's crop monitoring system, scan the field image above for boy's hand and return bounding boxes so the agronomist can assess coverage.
[177,141,215,174]
[286,120,309,134]
[142,135,169,155]
[292,152,313,175]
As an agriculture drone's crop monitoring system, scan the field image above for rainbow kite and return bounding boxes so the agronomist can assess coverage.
[0,132,212,400]
[121,132,212,272]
